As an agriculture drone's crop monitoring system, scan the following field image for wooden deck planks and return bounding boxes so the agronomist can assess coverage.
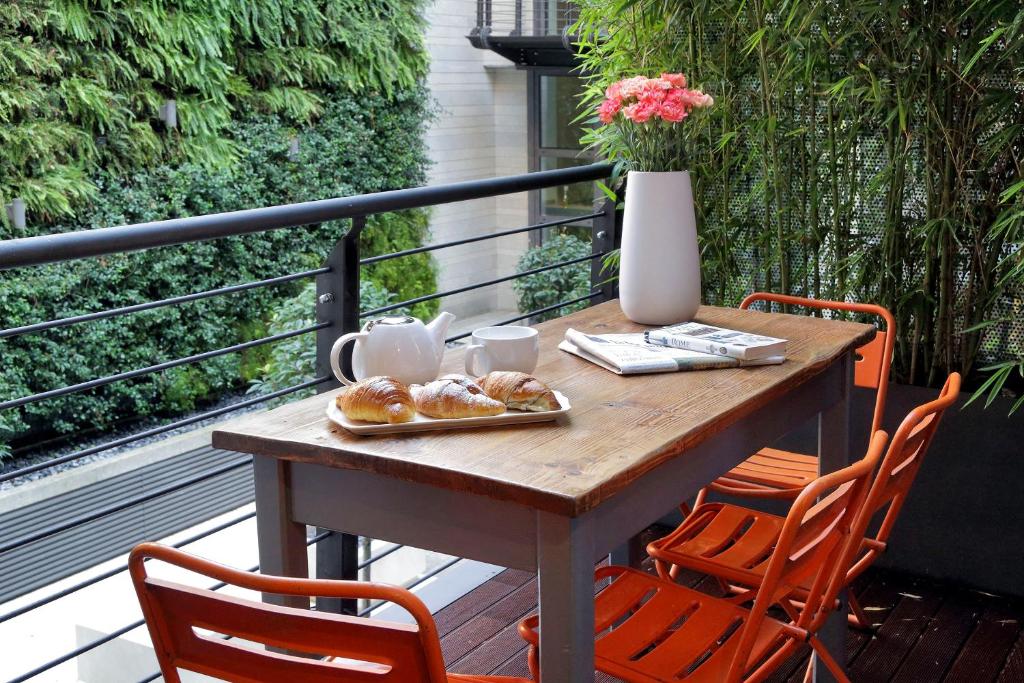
[944,601,1022,682]
[434,562,1024,682]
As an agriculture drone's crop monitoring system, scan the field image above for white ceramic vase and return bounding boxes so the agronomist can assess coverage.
[618,170,701,325]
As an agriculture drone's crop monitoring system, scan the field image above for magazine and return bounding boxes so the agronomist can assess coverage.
[560,328,785,375]
[645,322,787,361]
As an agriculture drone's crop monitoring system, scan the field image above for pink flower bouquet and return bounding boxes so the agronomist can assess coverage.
[594,73,713,172]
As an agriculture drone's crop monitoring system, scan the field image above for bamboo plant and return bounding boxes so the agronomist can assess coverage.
[572,0,1024,389]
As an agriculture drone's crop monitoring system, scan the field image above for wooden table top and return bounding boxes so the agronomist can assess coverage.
[213,301,875,517]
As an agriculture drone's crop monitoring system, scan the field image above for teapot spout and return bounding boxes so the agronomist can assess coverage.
[426,311,456,347]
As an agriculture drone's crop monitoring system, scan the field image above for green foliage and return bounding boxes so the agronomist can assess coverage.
[250,280,410,400]
[0,0,428,222]
[573,0,1024,387]
[513,234,592,322]
[0,89,436,456]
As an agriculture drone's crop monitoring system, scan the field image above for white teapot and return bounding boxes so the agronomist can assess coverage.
[329,312,456,386]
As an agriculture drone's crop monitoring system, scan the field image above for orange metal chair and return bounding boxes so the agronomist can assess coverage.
[689,292,896,507]
[648,373,961,631]
[129,542,532,683]
[518,431,887,683]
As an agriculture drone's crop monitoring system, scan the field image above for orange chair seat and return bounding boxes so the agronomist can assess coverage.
[448,675,533,682]
[647,503,787,590]
[519,566,789,682]
[714,448,819,495]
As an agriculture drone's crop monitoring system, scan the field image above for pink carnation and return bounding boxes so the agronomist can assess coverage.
[658,90,689,122]
[618,76,649,99]
[596,73,712,127]
[623,97,659,123]
[661,72,687,88]
[597,97,622,124]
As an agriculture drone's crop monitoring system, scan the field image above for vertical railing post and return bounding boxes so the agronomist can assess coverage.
[592,196,620,303]
[314,215,365,615]
[513,0,523,35]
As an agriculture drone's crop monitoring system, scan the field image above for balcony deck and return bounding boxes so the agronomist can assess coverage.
[436,527,1024,682]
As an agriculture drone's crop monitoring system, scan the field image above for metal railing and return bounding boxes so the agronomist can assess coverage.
[473,0,579,39]
[0,161,617,681]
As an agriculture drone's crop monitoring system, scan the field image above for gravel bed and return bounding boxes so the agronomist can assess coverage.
[0,391,286,492]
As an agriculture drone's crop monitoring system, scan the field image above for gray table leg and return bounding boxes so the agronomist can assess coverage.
[814,353,852,682]
[537,511,595,683]
[610,534,644,568]
[253,455,309,610]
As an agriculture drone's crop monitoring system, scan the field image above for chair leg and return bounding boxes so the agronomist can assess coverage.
[654,558,673,580]
[848,592,873,630]
[678,488,708,519]
[527,645,539,682]
[808,635,851,683]
[802,659,814,683]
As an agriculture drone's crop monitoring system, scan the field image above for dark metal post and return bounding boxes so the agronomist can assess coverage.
[592,196,620,303]
[315,215,365,614]
[513,0,523,34]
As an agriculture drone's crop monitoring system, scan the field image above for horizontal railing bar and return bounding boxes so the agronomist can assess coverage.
[0,268,328,340]
[13,530,336,683]
[0,458,252,555]
[0,377,328,485]
[361,251,606,317]
[0,510,257,625]
[357,556,463,617]
[358,211,605,265]
[7,617,144,683]
[0,163,613,270]
[445,291,603,343]
[0,323,328,412]
[358,542,404,570]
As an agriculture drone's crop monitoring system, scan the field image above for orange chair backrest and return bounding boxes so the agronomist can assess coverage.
[855,373,961,554]
[726,431,888,680]
[129,543,450,683]
[740,292,896,434]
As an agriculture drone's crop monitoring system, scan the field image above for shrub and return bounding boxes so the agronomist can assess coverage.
[0,90,436,456]
[513,235,593,323]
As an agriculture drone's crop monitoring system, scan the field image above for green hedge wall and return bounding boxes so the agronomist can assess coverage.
[0,0,428,220]
[0,0,436,458]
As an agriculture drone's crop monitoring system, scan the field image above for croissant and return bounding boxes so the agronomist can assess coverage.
[336,376,416,424]
[411,375,506,419]
[475,371,560,412]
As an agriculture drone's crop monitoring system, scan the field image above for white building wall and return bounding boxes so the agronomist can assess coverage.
[423,0,530,325]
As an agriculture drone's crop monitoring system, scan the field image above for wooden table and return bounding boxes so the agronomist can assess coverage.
[213,301,874,682]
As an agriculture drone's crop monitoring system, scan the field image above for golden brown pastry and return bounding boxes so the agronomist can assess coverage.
[411,375,506,419]
[336,376,416,424]
[475,371,560,412]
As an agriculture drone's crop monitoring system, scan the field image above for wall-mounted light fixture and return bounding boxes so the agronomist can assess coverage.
[5,197,26,231]
[158,100,177,130]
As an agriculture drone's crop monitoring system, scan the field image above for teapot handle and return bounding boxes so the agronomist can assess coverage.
[330,332,366,386]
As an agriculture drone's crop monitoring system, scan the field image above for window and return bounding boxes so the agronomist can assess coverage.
[529,70,596,243]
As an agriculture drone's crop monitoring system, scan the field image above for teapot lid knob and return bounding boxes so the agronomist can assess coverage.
[363,315,416,332]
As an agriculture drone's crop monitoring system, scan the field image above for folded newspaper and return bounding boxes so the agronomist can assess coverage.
[560,328,785,375]
[645,322,787,361]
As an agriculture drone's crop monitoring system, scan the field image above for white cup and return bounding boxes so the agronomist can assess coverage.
[464,326,539,376]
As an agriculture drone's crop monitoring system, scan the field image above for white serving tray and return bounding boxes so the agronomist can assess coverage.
[326,391,571,435]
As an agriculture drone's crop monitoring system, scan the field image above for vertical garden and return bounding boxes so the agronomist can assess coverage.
[574,0,1024,391]
[0,0,437,458]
